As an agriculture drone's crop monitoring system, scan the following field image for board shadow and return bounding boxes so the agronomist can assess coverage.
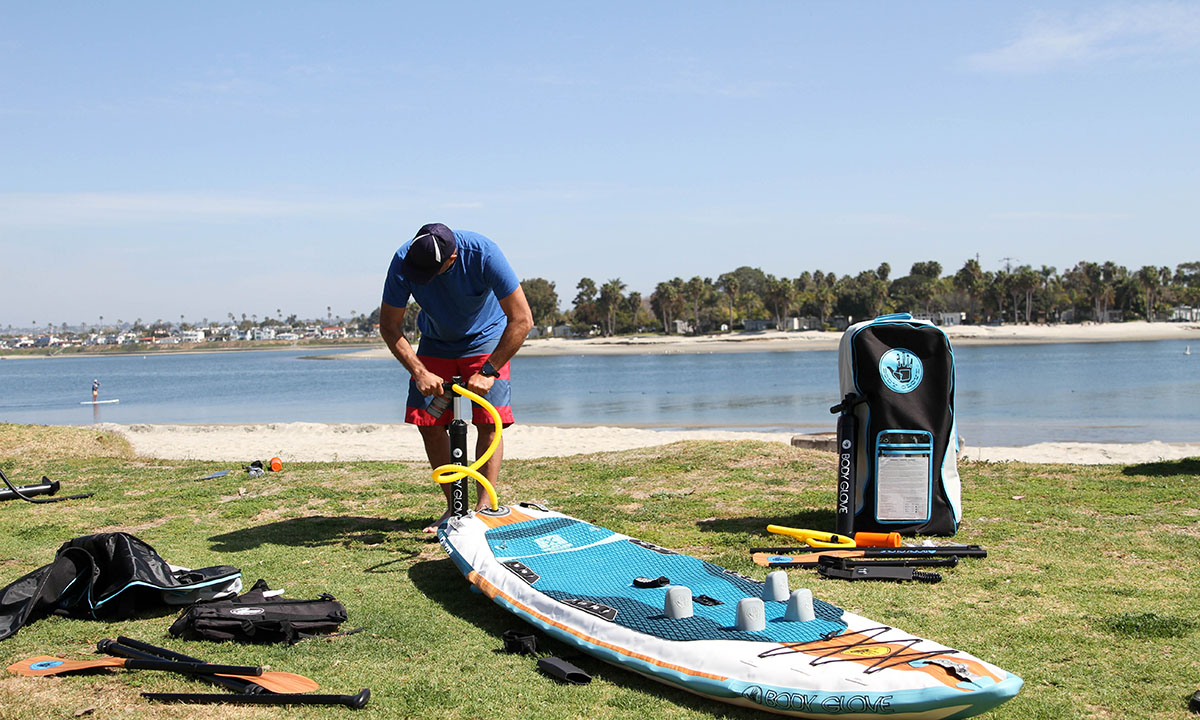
[407,558,764,719]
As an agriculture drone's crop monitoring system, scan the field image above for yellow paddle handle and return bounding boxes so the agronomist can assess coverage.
[766,525,856,548]
[430,383,501,511]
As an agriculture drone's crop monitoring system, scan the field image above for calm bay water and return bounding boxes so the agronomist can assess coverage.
[0,341,1196,446]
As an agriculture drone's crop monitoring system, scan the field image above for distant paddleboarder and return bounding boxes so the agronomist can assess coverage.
[92,379,100,402]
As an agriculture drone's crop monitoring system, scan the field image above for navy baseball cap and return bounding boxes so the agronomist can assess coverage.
[402,223,457,285]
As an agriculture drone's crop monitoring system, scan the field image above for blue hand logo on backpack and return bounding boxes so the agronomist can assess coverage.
[879,349,923,393]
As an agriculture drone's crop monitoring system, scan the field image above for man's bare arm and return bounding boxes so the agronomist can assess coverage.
[379,302,444,396]
[465,286,534,396]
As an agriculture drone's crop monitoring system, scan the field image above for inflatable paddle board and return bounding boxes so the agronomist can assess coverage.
[440,504,1021,719]
[80,399,119,405]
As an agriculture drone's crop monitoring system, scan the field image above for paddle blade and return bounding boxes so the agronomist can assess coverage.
[8,656,124,677]
[225,671,318,694]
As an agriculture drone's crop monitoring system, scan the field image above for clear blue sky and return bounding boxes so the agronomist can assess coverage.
[2,1,1197,329]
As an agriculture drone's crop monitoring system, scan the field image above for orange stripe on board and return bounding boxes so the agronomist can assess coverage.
[476,507,537,529]
[466,571,728,682]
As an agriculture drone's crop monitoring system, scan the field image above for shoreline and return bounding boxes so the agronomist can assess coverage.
[95,422,1200,466]
[339,321,1200,359]
[4,321,1198,361]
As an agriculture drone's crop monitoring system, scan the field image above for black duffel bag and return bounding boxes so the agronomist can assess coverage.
[169,579,349,644]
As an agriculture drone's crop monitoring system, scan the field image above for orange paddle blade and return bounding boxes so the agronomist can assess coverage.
[8,656,125,676]
[236,671,319,694]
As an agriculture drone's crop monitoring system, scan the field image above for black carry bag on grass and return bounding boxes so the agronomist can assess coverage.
[832,313,962,536]
[169,579,348,644]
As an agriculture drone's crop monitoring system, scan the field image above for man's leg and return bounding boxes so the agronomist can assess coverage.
[474,425,503,510]
[419,425,453,533]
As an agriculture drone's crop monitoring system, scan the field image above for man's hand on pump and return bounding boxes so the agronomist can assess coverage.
[465,373,495,397]
[415,370,445,397]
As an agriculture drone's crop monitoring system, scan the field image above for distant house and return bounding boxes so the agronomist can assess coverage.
[321,326,347,339]
[742,319,774,331]
[276,332,300,341]
[180,329,206,342]
[551,325,575,338]
[671,319,693,335]
[914,312,965,327]
[829,316,850,331]
[786,316,821,331]
[1172,306,1200,322]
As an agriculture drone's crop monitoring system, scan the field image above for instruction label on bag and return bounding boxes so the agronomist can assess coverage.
[875,431,932,522]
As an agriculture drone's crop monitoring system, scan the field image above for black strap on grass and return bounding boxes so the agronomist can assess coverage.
[502,630,539,656]
[501,630,592,685]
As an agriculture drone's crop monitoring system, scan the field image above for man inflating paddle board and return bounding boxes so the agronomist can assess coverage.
[379,223,532,533]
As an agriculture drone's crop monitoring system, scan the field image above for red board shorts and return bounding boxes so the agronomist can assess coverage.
[405,354,514,426]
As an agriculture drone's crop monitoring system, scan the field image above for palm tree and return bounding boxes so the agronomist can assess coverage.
[1013,266,1040,323]
[598,279,627,336]
[763,275,796,329]
[684,277,710,333]
[717,273,739,331]
[954,259,984,323]
[1136,266,1161,321]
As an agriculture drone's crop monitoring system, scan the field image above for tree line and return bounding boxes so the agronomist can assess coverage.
[519,259,1200,335]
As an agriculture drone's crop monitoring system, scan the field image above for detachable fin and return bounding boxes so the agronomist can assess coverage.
[536,656,591,685]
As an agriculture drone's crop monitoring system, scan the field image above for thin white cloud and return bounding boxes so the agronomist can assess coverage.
[990,210,1131,222]
[967,3,1200,73]
[832,213,920,227]
[0,192,391,226]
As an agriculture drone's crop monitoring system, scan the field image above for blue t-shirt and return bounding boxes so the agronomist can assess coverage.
[382,230,521,358]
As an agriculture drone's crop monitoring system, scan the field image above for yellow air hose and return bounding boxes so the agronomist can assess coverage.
[431,383,501,511]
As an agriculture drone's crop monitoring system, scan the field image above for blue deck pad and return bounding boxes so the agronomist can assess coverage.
[485,517,846,644]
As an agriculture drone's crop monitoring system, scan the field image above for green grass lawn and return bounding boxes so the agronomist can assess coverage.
[1,423,1197,719]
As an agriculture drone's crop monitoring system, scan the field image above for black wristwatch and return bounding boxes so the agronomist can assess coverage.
[479,360,500,378]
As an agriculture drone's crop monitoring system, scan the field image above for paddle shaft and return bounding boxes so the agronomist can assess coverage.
[142,688,370,709]
[12,656,260,677]
[100,639,317,694]
[100,638,255,696]
[752,545,987,568]
[751,545,986,557]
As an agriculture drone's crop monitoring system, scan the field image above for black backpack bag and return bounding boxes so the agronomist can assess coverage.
[832,313,962,536]
[169,579,349,644]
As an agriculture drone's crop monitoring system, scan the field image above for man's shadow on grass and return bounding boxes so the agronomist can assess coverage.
[1122,457,1200,478]
[407,559,763,719]
[697,509,836,539]
[208,515,429,553]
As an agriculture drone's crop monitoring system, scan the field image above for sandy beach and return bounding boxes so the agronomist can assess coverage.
[96,421,1200,466]
[326,320,1200,360]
